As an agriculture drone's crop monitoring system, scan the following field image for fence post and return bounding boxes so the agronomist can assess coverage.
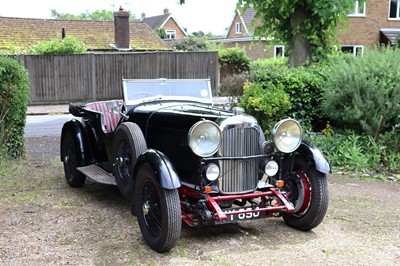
[91,53,96,100]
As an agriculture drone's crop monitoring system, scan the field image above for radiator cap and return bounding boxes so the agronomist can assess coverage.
[232,107,244,115]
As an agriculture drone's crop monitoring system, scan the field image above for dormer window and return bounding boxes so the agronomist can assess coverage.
[389,0,400,19]
[236,22,242,34]
[349,1,366,16]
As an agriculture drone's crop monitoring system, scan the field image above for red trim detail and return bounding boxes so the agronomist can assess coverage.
[298,172,311,214]
[179,184,295,226]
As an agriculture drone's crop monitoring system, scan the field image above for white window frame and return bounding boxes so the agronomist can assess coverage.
[349,1,366,16]
[274,45,285,59]
[236,22,242,34]
[341,45,364,56]
[389,0,400,19]
[166,30,176,39]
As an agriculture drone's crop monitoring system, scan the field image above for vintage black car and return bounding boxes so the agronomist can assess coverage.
[60,78,330,253]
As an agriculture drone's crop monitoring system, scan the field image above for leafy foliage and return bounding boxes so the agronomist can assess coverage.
[321,46,400,139]
[236,0,355,66]
[248,57,326,128]
[50,9,136,20]
[155,28,167,39]
[30,36,87,55]
[173,36,209,51]
[0,56,30,158]
[307,124,400,174]
[239,82,291,131]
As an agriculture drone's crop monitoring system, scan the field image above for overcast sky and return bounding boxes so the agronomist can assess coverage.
[0,0,239,35]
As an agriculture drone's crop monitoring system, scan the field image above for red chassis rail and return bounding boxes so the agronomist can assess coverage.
[179,185,295,227]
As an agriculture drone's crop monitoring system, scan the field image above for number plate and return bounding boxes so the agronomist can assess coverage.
[217,207,267,224]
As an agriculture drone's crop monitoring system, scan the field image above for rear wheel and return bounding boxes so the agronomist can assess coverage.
[112,122,147,199]
[134,163,181,253]
[61,131,86,187]
[282,157,329,231]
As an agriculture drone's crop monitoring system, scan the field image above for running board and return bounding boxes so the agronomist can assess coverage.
[77,164,117,186]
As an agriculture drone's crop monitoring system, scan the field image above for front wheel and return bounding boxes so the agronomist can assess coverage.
[282,157,329,231]
[134,163,181,253]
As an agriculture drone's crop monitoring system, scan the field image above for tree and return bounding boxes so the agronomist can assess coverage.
[179,0,355,67]
[239,0,357,67]
[51,9,136,20]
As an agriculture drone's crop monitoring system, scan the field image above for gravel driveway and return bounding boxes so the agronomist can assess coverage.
[0,136,399,266]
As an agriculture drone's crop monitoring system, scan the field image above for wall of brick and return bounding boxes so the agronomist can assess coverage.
[226,13,248,38]
[163,18,186,39]
[338,0,400,47]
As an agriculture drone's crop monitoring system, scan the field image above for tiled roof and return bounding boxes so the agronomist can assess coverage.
[239,7,256,35]
[142,14,170,29]
[0,17,170,51]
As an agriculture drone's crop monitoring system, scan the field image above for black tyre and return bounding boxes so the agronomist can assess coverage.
[61,131,86,187]
[134,163,181,253]
[282,157,329,231]
[112,122,147,199]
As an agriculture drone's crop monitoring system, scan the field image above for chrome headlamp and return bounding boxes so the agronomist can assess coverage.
[271,118,303,153]
[188,120,222,157]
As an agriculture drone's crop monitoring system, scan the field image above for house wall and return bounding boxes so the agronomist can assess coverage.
[163,18,186,39]
[338,0,400,47]
[226,13,248,38]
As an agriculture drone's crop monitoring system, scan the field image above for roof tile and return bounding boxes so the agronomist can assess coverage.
[0,17,170,51]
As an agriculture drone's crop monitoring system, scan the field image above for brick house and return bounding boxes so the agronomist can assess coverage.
[218,1,400,60]
[0,7,170,53]
[140,8,187,39]
[338,0,400,55]
[213,7,280,60]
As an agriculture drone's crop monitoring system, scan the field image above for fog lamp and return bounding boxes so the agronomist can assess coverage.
[205,163,220,181]
[265,160,279,177]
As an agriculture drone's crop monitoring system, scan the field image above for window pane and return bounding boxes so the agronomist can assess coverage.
[390,0,398,18]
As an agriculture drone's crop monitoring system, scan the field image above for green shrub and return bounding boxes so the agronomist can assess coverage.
[307,123,400,174]
[30,36,86,54]
[321,46,400,139]
[248,58,326,128]
[218,46,251,75]
[0,56,30,158]
[173,36,209,51]
[239,81,291,131]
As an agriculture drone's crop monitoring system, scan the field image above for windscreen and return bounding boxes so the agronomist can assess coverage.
[123,79,212,104]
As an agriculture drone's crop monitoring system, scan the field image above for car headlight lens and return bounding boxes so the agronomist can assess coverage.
[272,118,303,153]
[205,163,220,181]
[188,120,222,157]
[265,160,279,177]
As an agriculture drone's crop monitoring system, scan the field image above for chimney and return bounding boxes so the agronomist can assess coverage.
[164,8,169,15]
[141,12,145,20]
[61,27,66,39]
[114,6,130,49]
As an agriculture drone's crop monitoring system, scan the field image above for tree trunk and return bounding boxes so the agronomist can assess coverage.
[289,6,312,68]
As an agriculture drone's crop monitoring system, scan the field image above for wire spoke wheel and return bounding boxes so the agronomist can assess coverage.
[283,156,329,231]
[112,122,147,199]
[135,163,181,253]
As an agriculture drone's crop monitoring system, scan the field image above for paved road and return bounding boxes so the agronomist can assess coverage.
[24,114,74,137]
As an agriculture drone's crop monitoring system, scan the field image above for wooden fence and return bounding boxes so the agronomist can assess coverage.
[21,51,219,104]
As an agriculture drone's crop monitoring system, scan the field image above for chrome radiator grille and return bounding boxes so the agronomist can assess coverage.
[219,127,260,194]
